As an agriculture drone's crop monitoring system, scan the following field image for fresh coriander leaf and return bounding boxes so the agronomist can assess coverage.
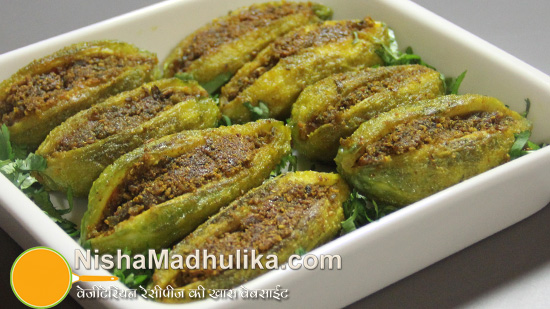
[218,115,232,127]
[26,188,78,236]
[519,142,543,157]
[244,101,270,120]
[113,248,154,289]
[521,98,531,118]
[507,100,541,159]
[446,70,467,95]
[58,222,79,237]
[386,27,399,53]
[0,161,16,175]
[133,274,150,286]
[18,173,38,190]
[439,72,446,89]
[27,189,55,214]
[312,3,333,20]
[375,45,396,65]
[526,140,541,151]
[7,163,37,188]
[12,144,29,160]
[341,191,366,234]
[270,153,298,178]
[200,72,232,95]
[58,187,75,215]
[18,153,47,171]
[509,130,531,160]
[0,124,79,237]
[444,77,453,93]
[341,216,357,233]
[295,247,307,256]
[28,188,78,233]
[374,30,437,69]
[0,159,11,169]
[355,197,370,225]
[396,53,422,64]
[286,155,298,172]
[211,93,220,106]
[175,71,232,95]
[341,190,396,234]
[375,43,431,68]
[124,273,135,284]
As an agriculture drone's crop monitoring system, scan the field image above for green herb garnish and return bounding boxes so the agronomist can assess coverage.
[509,130,541,160]
[61,187,75,215]
[295,247,307,256]
[218,115,233,127]
[375,29,468,95]
[445,70,467,95]
[211,93,220,106]
[112,248,154,289]
[375,30,433,68]
[175,71,232,95]
[0,124,78,236]
[521,98,531,118]
[508,99,543,159]
[377,43,467,95]
[312,4,333,20]
[341,190,397,234]
[244,101,270,120]
[270,153,298,178]
[200,72,233,95]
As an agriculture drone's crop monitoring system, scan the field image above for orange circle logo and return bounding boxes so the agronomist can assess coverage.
[10,247,72,308]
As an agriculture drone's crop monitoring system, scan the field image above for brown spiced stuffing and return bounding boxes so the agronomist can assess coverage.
[96,131,274,234]
[224,18,376,101]
[172,182,334,286]
[301,66,430,138]
[356,111,515,166]
[0,54,152,125]
[55,86,197,152]
[173,2,315,73]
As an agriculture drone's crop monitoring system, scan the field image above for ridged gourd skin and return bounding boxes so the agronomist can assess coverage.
[163,1,332,84]
[290,64,444,162]
[151,171,349,303]
[81,119,291,254]
[35,78,220,197]
[336,94,532,207]
[0,40,159,149]
[219,17,392,123]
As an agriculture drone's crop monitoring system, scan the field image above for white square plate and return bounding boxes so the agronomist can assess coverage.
[1,0,550,308]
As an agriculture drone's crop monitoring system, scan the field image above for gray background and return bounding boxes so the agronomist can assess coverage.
[1,0,550,308]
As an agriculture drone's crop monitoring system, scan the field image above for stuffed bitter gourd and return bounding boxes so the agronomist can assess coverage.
[81,119,291,254]
[163,1,332,90]
[35,78,220,197]
[151,171,349,302]
[336,94,532,207]
[220,17,392,123]
[290,65,444,162]
[0,40,158,149]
